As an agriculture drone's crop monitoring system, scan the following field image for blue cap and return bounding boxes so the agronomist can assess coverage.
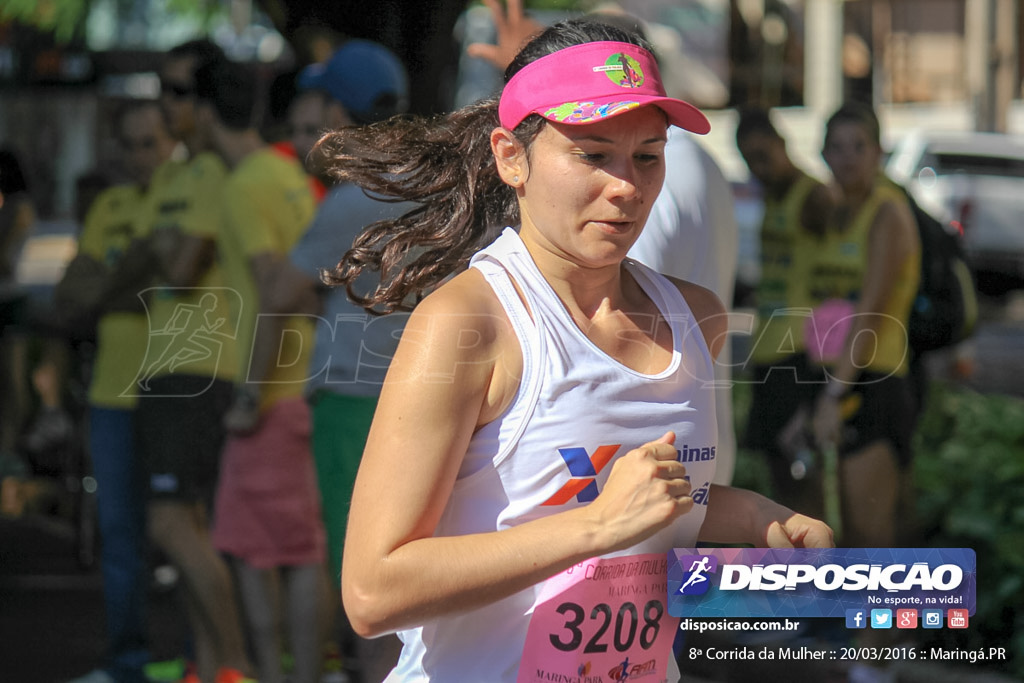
[297,39,409,124]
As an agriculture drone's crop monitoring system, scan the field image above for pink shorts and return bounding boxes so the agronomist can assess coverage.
[212,397,326,568]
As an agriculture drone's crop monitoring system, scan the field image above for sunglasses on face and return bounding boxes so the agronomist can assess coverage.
[161,80,195,98]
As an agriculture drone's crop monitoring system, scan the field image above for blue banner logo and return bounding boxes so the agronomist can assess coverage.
[668,548,976,618]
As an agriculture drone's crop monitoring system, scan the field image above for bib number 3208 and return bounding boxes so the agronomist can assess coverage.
[517,553,676,683]
[549,599,664,653]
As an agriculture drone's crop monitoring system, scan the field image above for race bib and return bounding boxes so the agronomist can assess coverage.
[517,553,677,683]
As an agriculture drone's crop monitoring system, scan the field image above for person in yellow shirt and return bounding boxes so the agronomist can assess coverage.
[810,102,920,549]
[193,57,328,683]
[132,40,254,683]
[735,107,833,515]
[60,99,176,683]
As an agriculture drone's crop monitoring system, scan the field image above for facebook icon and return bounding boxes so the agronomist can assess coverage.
[846,609,867,629]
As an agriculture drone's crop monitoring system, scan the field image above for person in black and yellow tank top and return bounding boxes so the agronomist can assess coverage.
[735,107,834,515]
[811,103,920,550]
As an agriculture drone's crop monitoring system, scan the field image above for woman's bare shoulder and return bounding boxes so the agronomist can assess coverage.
[399,266,522,373]
[405,266,524,423]
[414,267,509,332]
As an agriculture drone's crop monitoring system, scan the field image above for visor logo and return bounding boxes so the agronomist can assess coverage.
[593,53,645,88]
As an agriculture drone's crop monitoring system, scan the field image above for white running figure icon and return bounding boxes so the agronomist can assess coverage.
[678,556,712,592]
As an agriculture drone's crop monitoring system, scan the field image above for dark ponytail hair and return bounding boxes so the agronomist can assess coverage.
[316,18,650,314]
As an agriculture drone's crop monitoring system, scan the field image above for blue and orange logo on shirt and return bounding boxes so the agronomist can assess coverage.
[543,442,716,506]
[542,445,620,506]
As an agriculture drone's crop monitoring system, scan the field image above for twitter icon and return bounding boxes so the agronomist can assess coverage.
[870,609,892,629]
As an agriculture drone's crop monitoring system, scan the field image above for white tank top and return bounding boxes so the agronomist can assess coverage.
[388,228,718,682]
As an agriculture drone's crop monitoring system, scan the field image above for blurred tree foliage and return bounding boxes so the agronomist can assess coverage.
[1,0,89,42]
[3,0,599,114]
[732,377,1024,678]
[3,0,592,44]
[912,381,1024,679]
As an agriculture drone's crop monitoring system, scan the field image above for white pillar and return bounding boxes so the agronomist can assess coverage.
[804,0,845,119]
[965,0,993,130]
[993,0,1019,132]
[965,0,1017,132]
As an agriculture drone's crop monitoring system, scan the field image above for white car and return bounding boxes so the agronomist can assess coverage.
[886,130,1024,293]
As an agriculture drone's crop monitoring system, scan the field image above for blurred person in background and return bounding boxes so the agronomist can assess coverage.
[59,98,178,683]
[263,69,327,203]
[0,148,33,308]
[194,58,328,683]
[134,38,254,683]
[0,146,78,516]
[734,106,833,517]
[809,102,920,551]
[230,38,413,682]
[0,148,35,476]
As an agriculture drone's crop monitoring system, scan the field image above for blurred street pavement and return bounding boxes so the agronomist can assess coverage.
[0,512,188,683]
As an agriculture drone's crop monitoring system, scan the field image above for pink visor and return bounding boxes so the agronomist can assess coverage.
[498,41,710,134]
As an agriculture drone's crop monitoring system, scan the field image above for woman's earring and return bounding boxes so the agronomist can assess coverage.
[513,175,519,183]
